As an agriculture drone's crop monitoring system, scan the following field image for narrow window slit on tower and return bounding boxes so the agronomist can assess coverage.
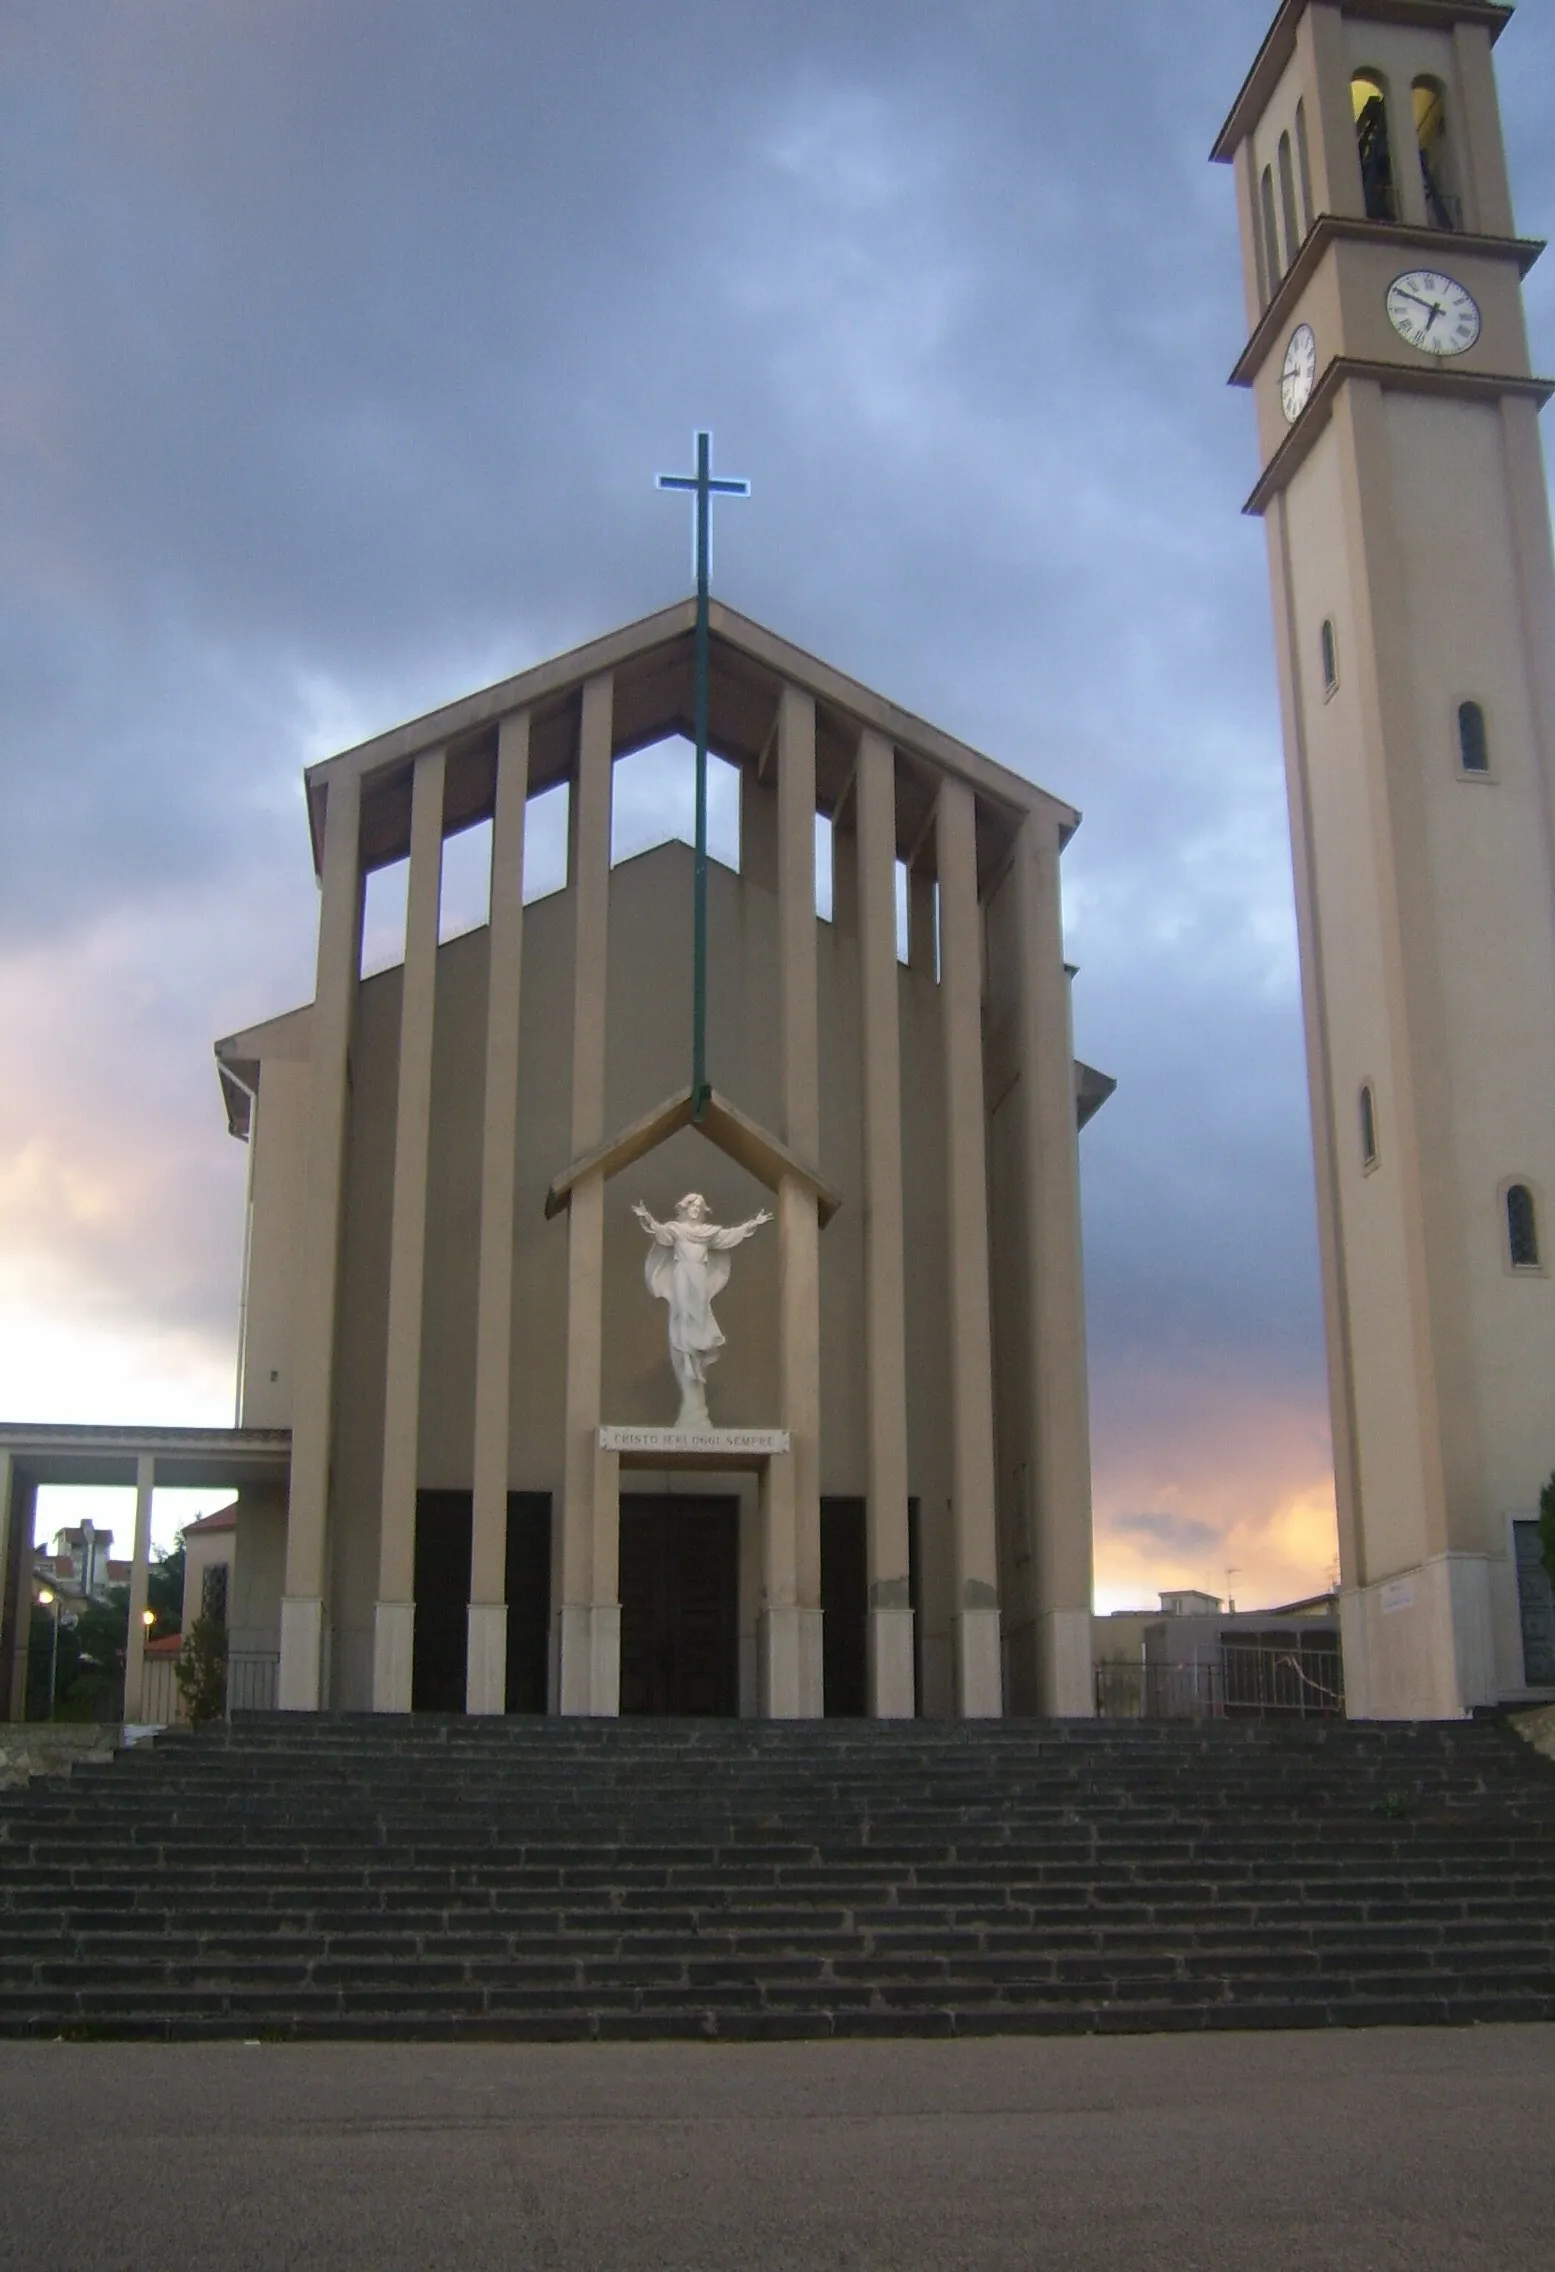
[1278,133,1301,265]
[1458,701,1490,775]
[1414,80,1459,231]
[1261,167,1283,286]
[1321,619,1339,696]
[1352,74,1396,223]
[1360,1084,1378,1170]
[1507,1184,1540,1270]
[1295,100,1315,234]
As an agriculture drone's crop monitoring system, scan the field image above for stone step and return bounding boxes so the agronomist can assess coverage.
[3,1715,1552,2042]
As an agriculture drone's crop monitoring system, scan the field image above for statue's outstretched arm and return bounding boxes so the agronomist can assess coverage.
[632,1201,671,1243]
[710,1208,774,1249]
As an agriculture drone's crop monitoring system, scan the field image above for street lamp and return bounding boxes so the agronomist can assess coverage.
[36,1588,60,1721]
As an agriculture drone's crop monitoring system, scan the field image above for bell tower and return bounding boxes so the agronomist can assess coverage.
[1215,1,1555,1715]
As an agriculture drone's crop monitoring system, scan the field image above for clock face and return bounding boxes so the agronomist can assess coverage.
[1281,323,1317,423]
[1386,270,1482,357]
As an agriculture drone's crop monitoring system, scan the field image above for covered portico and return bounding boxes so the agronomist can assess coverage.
[0,1424,290,1722]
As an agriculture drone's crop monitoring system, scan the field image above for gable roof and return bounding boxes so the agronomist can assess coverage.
[302,598,1081,888]
[546,1086,842,1227]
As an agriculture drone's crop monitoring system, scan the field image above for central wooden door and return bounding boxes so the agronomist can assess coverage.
[618,1496,739,1717]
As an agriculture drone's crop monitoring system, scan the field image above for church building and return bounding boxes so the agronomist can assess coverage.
[7,603,1107,1726]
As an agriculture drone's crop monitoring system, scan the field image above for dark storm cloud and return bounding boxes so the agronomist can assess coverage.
[3,0,1553,1588]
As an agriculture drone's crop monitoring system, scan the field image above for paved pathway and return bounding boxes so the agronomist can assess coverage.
[3,2025,1552,2269]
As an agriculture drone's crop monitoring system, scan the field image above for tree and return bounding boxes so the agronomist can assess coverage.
[146,1543,185,1639]
[1540,1472,1555,1600]
[174,1615,228,1726]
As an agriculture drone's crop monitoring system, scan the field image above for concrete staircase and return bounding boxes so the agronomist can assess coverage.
[2,1714,1554,2040]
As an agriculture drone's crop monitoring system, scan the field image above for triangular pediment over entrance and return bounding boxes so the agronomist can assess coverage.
[545,1086,841,1227]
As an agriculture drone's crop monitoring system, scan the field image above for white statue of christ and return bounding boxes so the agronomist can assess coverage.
[633,1192,772,1431]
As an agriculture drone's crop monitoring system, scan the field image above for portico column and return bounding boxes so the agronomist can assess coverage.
[373,746,446,1711]
[765,685,824,1714]
[280,767,364,1711]
[557,674,618,1714]
[0,1452,33,1722]
[936,778,1003,1717]
[468,711,530,1715]
[1011,815,1096,1714]
[121,1454,156,1723]
[857,728,915,1716]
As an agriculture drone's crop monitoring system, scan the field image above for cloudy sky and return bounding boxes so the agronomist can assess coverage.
[4,0,1553,1600]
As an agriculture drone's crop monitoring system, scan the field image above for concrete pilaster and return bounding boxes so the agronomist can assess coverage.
[557,675,617,1715]
[280,767,363,1711]
[857,729,915,1717]
[936,778,1002,1718]
[0,1452,30,1723]
[774,687,824,1714]
[373,746,446,1713]
[121,1455,156,1723]
[1012,815,1096,1716]
[468,709,530,1715]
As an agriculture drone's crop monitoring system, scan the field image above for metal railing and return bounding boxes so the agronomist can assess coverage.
[1095,1642,1344,1723]
[133,1648,279,1725]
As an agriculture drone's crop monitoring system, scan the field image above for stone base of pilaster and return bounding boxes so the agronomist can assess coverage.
[1038,1607,1096,1717]
[466,1603,508,1716]
[758,1605,825,1716]
[954,1606,1004,1718]
[868,1606,916,1718]
[370,1600,415,1713]
[556,1603,621,1716]
[278,1595,326,1712]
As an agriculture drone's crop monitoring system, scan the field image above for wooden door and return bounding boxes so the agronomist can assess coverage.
[619,1497,738,1717]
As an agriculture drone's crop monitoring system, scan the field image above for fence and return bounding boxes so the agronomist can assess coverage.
[1095,1640,1344,1722]
[135,1649,279,1725]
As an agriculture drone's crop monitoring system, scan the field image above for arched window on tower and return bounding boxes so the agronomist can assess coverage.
[1278,133,1302,265]
[1458,700,1490,775]
[1352,73,1397,222]
[1360,1083,1379,1171]
[1507,1183,1541,1271]
[1414,80,1460,231]
[1261,166,1283,286]
[1321,619,1339,697]
[1295,100,1315,235]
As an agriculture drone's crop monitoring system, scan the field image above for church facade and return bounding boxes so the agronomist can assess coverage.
[201,603,1110,1722]
[1218,0,1555,1715]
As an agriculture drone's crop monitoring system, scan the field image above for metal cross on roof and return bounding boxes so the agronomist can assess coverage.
[657,431,750,1122]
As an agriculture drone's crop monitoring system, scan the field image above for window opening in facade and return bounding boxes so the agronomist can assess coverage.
[1352,74,1397,222]
[1260,166,1283,286]
[1321,619,1339,696]
[1507,1183,1540,1270]
[1278,133,1302,265]
[1294,100,1315,233]
[1359,1083,1378,1169]
[201,1562,229,1628]
[1458,700,1490,775]
[1414,80,1459,230]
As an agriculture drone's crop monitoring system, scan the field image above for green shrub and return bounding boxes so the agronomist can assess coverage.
[174,1616,228,1726]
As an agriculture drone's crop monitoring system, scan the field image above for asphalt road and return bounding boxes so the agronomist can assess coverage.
[2,2025,1552,2270]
